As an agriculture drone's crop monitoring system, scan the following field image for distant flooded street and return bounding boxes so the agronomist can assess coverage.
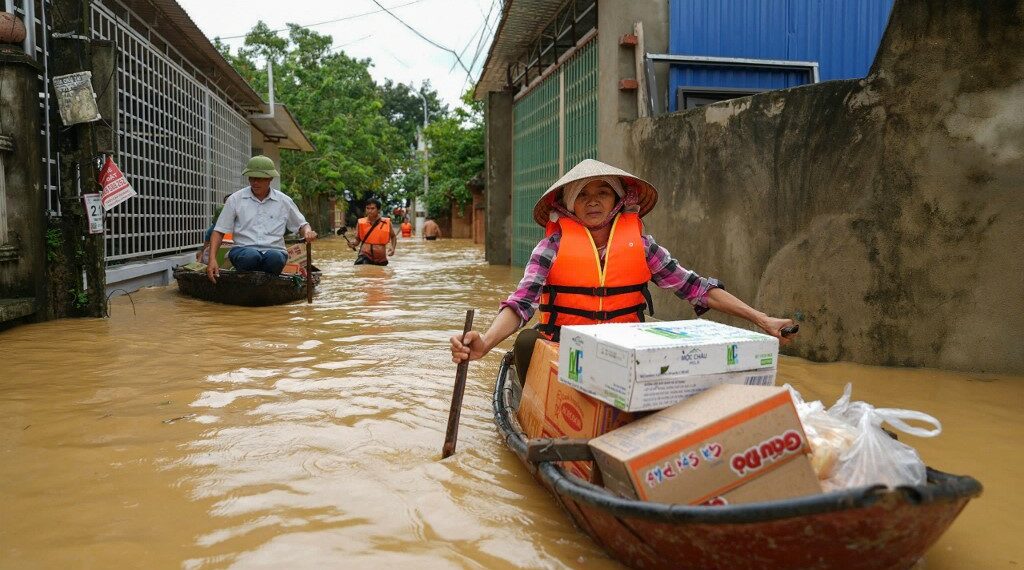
[0,238,1020,569]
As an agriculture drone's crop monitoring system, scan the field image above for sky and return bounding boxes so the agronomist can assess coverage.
[175,0,500,108]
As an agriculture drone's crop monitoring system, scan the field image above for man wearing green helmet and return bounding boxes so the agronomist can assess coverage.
[206,155,317,283]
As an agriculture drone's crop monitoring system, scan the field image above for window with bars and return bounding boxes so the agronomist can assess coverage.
[90,0,251,264]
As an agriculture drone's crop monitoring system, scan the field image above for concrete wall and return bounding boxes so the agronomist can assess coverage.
[106,252,194,297]
[471,188,485,244]
[597,0,669,167]
[0,47,44,326]
[250,127,282,167]
[484,91,512,264]
[619,0,1024,374]
[450,202,472,239]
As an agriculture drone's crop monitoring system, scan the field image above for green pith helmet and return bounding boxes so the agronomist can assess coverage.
[242,155,279,179]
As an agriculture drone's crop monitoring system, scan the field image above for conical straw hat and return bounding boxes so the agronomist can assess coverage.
[532,159,658,226]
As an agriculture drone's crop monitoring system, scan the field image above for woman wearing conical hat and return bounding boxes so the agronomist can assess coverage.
[450,159,796,382]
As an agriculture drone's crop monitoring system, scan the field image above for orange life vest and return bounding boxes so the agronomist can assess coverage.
[358,216,392,245]
[400,222,412,237]
[357,216,392,264]
[539,213,653,337]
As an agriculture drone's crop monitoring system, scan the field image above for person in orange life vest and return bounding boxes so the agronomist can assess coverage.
[449,159,798,384]
[400,218,413,238]
[342,198,397,265]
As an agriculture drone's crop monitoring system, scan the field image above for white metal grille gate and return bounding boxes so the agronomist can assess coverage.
[9,0,58,216]
[90,0,250,263]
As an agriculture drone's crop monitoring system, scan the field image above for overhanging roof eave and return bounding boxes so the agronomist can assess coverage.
[474,0,573,99]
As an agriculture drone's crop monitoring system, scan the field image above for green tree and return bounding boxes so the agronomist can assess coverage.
[218,23,406,210]
[377,81,445,210]
[217,24,485,223]
[378,80,446,149]
[422,92,484,218]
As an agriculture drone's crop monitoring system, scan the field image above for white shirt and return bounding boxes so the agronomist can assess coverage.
[214,187,309,251]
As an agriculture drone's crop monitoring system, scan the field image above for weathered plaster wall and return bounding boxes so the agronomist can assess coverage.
[623,0,1024,373]
[485,91,513,265]
[0,47,44,324]
[597,0,668,168]
[250,128,282,169]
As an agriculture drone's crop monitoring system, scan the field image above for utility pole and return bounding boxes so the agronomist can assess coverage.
[414,87,428,238]
[48,0,113,318]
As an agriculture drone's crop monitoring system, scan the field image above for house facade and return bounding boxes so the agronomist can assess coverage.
[476,0,894,266]
[0,0,313,327]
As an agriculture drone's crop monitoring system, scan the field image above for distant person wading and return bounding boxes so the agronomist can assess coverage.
[423,218,441,241]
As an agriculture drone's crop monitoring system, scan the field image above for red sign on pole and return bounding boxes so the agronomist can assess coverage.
[98,156,137,211]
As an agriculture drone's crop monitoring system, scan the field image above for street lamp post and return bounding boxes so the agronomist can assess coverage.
[414,88,429,238]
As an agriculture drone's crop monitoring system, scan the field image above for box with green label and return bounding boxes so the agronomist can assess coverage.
[557,320,779,412]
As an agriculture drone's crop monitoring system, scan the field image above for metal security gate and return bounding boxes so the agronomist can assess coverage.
[90,0,250,264]
[563,39,598,172]
[511,39,598,266]
[511,77,559,267]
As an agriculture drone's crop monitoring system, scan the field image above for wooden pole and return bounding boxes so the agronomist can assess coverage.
[442,309,476,458]
[305,241,313,304]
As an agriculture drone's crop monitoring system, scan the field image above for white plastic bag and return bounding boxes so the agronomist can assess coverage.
[785,385,859,481]
[824,384,942,490]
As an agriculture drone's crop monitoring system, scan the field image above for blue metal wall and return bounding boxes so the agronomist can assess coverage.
[668,0,894,110]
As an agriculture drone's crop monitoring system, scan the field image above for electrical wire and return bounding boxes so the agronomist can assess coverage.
[328,34,375,53]
[216,0,428,41]
[367,0,470,75]
[381,45,410,68]
[448,19,484,73]
[467,0,498,72]
[462,0,500,91]
[105,289,136,317]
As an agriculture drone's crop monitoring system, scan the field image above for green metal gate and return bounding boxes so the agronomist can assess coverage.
[564,40,599,172]
[511,40,598,266]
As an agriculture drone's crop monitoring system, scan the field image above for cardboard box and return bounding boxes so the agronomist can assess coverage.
[286,242,308,266]
[700,456,821,506]
[558,320,779,411]
[589,384,820,505]
[518,339,635,480]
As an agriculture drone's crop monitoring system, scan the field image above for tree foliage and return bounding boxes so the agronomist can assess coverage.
[378,79,446,149]
[423,92,484,218]
[221,23,404,203]
[217,23,484,221]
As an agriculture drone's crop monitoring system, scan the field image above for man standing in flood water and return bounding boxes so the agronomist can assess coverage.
[423,217,442,241]
[342,198,397,265]
[206,155,317,283]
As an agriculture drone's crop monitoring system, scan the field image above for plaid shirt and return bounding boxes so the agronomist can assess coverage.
[500,233,722,325]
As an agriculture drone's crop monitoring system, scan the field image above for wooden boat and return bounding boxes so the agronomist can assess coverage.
[492,351,982,570]
[173,266,321,306]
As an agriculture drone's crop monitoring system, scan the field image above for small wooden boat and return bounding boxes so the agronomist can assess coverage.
[173,266,321,306]
[493,351,982,570]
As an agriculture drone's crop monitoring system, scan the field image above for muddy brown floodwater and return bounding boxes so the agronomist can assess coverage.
[0,238,1021,569]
